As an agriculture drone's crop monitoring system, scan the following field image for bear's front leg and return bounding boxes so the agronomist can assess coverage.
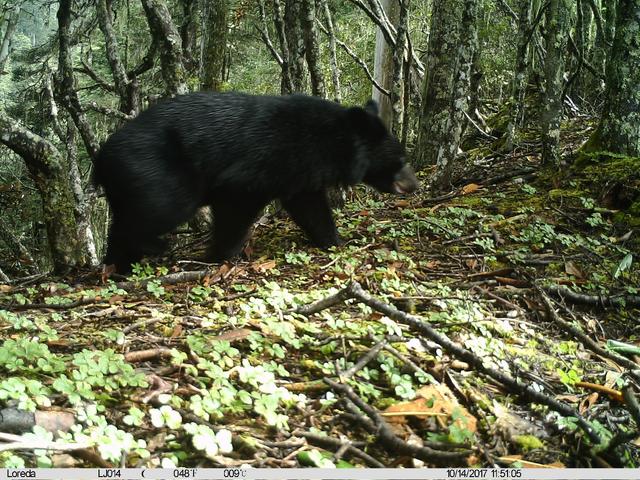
[281,190,342,248]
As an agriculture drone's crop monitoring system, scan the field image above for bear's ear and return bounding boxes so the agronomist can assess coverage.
[346,105,386,139]
[364,100,379,116]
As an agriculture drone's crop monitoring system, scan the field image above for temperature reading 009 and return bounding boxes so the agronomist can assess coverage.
[223,469,247,478]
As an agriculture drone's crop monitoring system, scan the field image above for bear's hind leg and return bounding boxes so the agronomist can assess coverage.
[209,195,267,261]
[281,190,341,248]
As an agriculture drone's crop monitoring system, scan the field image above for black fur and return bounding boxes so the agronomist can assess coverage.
[94,92,418,271]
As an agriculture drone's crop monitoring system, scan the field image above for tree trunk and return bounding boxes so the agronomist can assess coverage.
[372,0,398,128]
[585,0,640,156]
[415,0,478,190]
[284,0,307,92]
[540,0,570,165]
[0,5,19,73]
[67,123,99,266]
[96,0,140,116]
[390,0,409,138]
[57,0,100,161]
[320,0,341,102]
[180,0,198,71]
[141,0,188,96]
[0,112,82,272]
[272,0,294,94]
[301,0,326,97]
[201,0,228,91]
[505,0,532,149]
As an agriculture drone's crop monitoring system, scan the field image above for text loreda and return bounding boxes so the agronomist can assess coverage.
[6,471,35,478]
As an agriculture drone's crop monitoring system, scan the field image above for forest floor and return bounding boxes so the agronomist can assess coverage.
[1,117,639,469]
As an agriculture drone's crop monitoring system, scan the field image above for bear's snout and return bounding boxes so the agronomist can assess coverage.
[393,165,419,194]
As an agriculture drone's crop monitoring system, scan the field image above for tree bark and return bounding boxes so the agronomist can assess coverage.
[141,0,188,96]
[540,0,570,165]
[390,0,409,137]
[415,0,478,190]
[96,0,140,116]
[201,0,228,91]
[272,0,294,94]
[320,0,341,102]
[372,0,398,128]
[586,0,640,156]
[0,5,19,73]
[284,0,307,92]
[505,0,532,149]
[0,112,82,272]
[57,0,100,161]
[180,0,198,71]
[301,0,326,97]
[67,123,99,266]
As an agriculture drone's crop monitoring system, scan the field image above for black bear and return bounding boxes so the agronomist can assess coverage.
[94,92,419,272]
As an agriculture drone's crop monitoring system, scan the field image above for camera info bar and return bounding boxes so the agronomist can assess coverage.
[1,469,640,479]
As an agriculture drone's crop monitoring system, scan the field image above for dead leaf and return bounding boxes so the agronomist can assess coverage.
[212,328,253,343]
[383,385,477,433]
[170,323,183,339]
[465,258,478,270]
[564,261,585,279]
[252,259,276,273]
[0,285,11,293]
[462,183,481,195]
[579,392,599,414]
[394,199,409,208]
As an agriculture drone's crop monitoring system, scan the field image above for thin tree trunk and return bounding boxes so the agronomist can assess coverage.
[0,5,19,73]
[181,0,198,71]
[67,123,99,266]
[141,0,188,96]
[505,0,532,149]
[201,0,228,91]
[390,0,409,137]
[321,0,341,102]
[272,0,294,94]
[540,0,570,165]
[56,0,100,161]
[96,0,140,116]
[301,0,326,97]
[372,0,398,128]
[285,0,307,92]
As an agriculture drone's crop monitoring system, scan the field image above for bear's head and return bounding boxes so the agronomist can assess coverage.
[347,100,419,195]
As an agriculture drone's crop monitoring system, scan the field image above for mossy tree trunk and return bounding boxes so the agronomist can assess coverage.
[505,0,532,149]
[141,0,188,96]
[540,0,570,165]
[284,0,307,93]
[415,0,478,190]
[584,0,640,157]
[201,0,228,91]
[0,112,83,272]
[301,0,326,98]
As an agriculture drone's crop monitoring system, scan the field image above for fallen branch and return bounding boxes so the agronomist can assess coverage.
[537,290,640,384]
[298,281,601,444]
[325,378,471,465]
[545,285,640,309]
[295,430,385,468]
